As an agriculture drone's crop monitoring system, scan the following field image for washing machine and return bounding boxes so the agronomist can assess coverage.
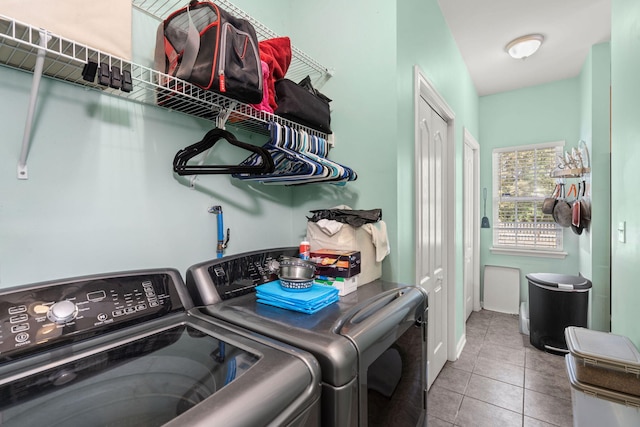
[0,268,320,426]
[186,247,428,427]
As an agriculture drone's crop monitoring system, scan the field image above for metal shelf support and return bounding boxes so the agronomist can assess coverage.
[17,30,49,180]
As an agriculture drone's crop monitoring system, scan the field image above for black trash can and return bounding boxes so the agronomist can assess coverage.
[527,273,592,354]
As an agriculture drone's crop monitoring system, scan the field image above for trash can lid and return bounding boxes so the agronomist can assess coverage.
[526,273,592,289]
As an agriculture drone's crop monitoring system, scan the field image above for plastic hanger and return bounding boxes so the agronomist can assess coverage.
[233,123,326,183]
[260,126,357,186]
[231,123,357,185]
[300,132,357,184]
[173,128,274,175]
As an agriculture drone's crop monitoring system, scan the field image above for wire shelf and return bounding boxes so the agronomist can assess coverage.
[132,0,332,86]
[0,12,330,139]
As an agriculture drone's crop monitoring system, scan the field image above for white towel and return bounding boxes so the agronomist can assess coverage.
[362,221,390,262]
[315,219,343,236]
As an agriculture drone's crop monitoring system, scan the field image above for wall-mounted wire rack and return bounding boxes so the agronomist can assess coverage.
[0,0,333,179]
[133,0,332,87]
[550,140,591,178]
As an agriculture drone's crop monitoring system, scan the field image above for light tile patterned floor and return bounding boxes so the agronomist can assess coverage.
[427,310,573,427]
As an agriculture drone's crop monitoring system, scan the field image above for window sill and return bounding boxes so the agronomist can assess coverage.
[490,247,568,259]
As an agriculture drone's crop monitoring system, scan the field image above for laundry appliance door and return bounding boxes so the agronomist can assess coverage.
[185,248,427,427]
[0,318,320,427]
[337,287,428,427]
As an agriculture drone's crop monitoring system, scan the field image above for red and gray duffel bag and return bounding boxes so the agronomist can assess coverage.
[155,0,263,104]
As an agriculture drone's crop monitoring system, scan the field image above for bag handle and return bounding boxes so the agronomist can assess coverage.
[154,20,167,76]
[154,3,200,80]
[175,3,201,80]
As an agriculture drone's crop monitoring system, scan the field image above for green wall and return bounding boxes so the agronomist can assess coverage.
[611,0,640,346]
[0,0,480,351]
[479,42,612,335]
[479,79,581,305]
[0,5,301,287]
[282,0,481,347]
[396,0,479,344]
[288,0,400,256]
[0,65,301,286]
[3,0,621,351]
[578,43,611,332]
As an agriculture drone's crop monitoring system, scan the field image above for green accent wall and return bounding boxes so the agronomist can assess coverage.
[0,0,480,351]
[287,0,480,346]
[0,6,298,286]
[479,79,581,305]
[0,0,480,350]
[0,67,298,285]
[2,0,626,351]
[578,43,611,332]
[611,0,640,346]
[288,0,400,251]
[479,44,612,333]
[395,0,479,344]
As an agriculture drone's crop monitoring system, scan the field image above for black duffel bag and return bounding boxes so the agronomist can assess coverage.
[274,76,332,134]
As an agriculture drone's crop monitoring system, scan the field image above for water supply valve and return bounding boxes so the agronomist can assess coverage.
[208,205,230,258]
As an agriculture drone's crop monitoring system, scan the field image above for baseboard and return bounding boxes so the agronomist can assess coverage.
[453,333,466,361]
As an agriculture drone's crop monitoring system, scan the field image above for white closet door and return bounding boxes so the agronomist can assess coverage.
[417,96,448,389]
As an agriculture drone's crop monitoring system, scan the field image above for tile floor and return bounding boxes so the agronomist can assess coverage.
[427,309,573,427]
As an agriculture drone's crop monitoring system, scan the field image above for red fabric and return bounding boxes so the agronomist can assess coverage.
[259,37,292,111]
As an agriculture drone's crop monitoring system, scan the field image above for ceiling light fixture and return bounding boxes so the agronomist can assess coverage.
[505,34,544,59]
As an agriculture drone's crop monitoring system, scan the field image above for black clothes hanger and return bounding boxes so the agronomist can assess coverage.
[173,128,275,175]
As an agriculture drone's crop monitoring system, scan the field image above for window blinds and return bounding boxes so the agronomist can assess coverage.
[493,143,563,250]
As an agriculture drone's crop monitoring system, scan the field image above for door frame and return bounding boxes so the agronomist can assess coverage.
[413,65,457,361]
[463,128,481,315]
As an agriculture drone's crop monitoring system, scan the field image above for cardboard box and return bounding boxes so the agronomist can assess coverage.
[315,276,359,296]
[307,221,383,285]
[310,249,361,278]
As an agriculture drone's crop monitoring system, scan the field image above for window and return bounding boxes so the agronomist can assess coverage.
[492,141,563,253]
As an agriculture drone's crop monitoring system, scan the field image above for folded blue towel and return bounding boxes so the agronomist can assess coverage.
[256,280,339,304]
[257,294,339,314]
[257,286,338,306]
[256,280,339,314]
[257,292,337,309]
[257,288,338,308]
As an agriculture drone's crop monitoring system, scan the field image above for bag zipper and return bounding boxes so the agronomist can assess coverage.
[218,22,262,93]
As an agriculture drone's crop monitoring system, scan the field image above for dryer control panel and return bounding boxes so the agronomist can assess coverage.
[186,247,299,305]
[0,270,185,360]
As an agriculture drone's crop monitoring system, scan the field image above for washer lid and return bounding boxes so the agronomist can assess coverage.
[526,273,592,289]
[0,318,321,427]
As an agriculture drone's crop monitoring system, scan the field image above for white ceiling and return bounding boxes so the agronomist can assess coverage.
[436,0,611,96]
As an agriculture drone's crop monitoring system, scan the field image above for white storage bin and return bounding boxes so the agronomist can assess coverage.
[566,354,640,426]
[565,326,640,396]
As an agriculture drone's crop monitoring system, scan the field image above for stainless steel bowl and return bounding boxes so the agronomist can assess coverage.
[278,257,315,280]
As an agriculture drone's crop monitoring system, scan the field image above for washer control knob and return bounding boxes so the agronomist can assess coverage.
[47,300,78,324]
[266,259,280,274]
